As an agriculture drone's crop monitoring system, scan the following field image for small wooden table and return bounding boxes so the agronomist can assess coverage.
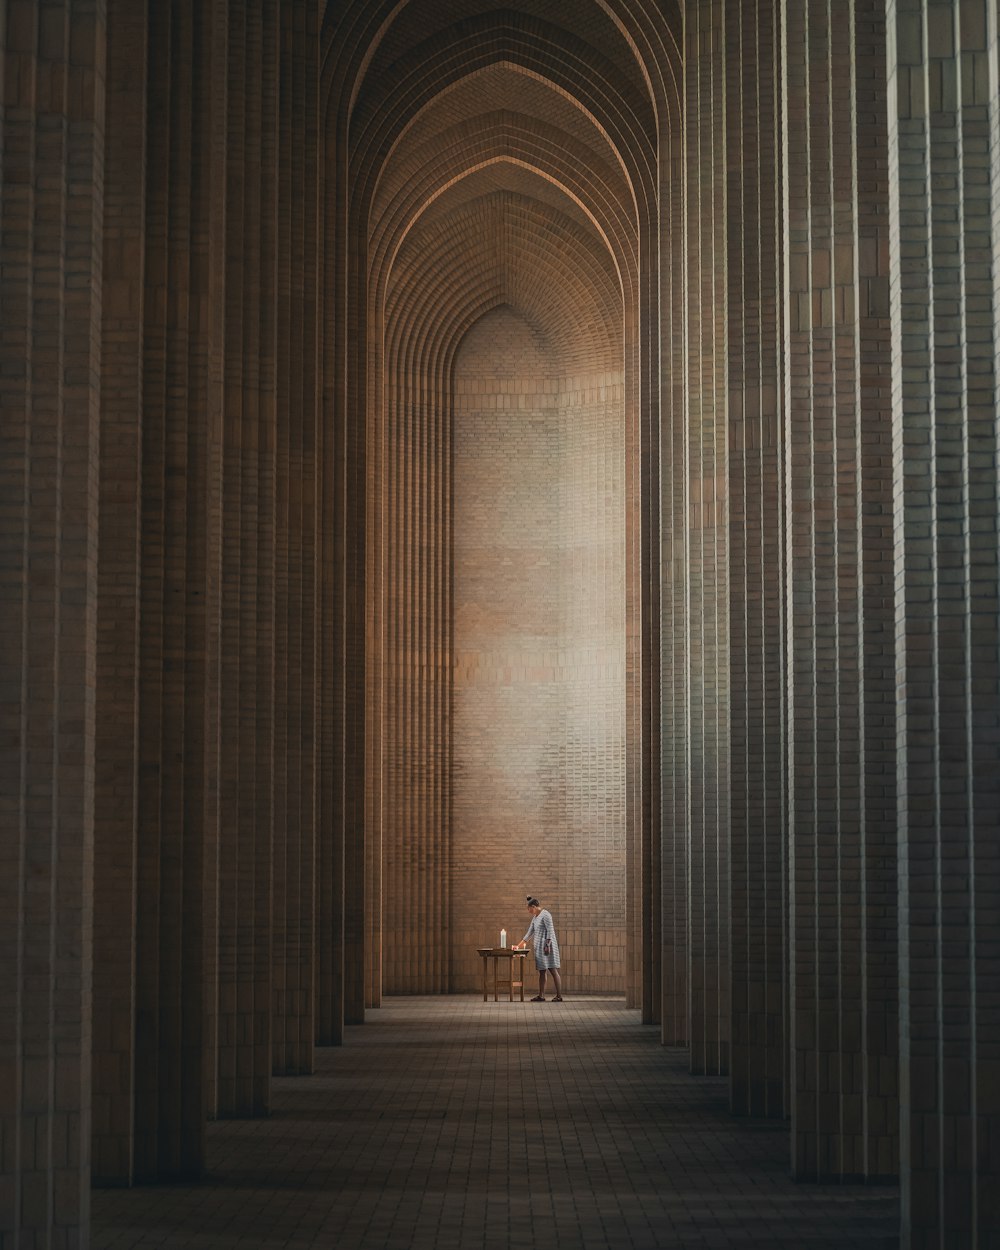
[477,948,530,1001]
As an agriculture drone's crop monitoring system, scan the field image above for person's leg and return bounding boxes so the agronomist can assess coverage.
[538,971,546,996]
[549,969,562,999]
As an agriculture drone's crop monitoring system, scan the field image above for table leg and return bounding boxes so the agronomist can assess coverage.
[482,955,487,1002]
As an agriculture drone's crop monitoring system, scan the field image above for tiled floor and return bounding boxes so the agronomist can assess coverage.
[92,996,899,1249]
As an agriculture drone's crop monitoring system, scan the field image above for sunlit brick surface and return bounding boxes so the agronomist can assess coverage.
[91,998,898,1250]
[450,309,626,994]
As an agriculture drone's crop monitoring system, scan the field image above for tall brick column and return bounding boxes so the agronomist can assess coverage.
[91,0,147,1186]
[0,1,106,1241]
[315,35,347,1040]
[657,33,690,1051]
[886,0,1000,1243]
[725,0,787,1120]
[315,1,346,1039]
[684,0,731,1077]
[781,0,898,1181]
[323,3,369,1026]
[215,0,278,1119]
[377,195,456,994]
[133,0,227,1180]
[272,0,321,1077]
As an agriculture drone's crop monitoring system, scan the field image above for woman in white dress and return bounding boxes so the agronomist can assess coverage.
[519,896,563,1001]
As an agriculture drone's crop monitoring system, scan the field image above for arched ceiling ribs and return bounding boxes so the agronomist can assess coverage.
[322,0,682,139]
[347,15,658,215]
[327,1,650,476]
[590,0,683,130]
[368,77,637,225]
[370,62,639,213]
[387,195,623,343]
[395,215,620,360]
[387,275,614,389]
[374,157,636,312]
[384,192,623,376]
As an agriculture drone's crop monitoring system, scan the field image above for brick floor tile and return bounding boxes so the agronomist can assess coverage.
[92,997,899,1249]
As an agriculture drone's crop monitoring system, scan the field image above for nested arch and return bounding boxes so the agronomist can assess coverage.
[323,0,682,126]
[375,158,636,326]
[370,60,643,214]
[324,0,679,1012]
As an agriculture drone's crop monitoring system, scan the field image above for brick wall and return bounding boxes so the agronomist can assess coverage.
[374,174,630,995]
[357,17,645,1002]
[449,307,626,993]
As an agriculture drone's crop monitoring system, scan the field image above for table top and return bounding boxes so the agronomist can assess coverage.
[477,947,529,956]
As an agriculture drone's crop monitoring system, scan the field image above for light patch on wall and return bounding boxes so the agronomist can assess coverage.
[450,304,626,993]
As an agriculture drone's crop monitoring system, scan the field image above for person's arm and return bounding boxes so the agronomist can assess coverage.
[518,917,535,947]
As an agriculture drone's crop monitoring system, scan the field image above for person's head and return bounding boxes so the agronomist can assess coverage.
[526,896,540,916]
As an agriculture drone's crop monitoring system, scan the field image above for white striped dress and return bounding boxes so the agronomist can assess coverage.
[522,909,560,970]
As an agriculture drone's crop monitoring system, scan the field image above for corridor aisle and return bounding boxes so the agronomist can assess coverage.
[92,997,898,1249]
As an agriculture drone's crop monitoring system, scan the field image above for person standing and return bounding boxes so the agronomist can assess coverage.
[519,896,563,1001]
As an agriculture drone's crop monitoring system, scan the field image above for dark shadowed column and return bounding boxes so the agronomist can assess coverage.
[725,0,787,1121]
[315,17,346,1042]
[781,0,898,1182]
[215,0,278,1120]
[273,0,320,1076]
[92,0,148,1186]
[887,0,1000,1243]
[0,1,106,1239]
[134,0,227,1180]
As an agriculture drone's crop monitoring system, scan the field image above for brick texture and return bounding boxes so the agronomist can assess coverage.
[780,0,899,1181]
[215,0,277,1119]
[450,301,625,994]
[726,0,787,1121]
[92,0,147,1188]
[0,2,106,1242]
[272,0,320,1079]
[683,0,731,1078]
[656,18,690,1046]
[887,1,1000,1243]
[133,0,227,1180]
[2,4,999,1248]
[349,13,648,1003]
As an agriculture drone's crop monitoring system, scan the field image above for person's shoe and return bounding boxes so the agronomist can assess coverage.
[551,996,563,1002]
[530,995,545,1002]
